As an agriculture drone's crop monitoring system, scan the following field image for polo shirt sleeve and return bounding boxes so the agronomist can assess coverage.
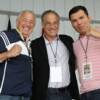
[0,36,7,53]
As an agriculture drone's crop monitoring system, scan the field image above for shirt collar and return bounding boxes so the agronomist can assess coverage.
[16,28,30,42]
[43,35,59,45]
[16,28,24,41]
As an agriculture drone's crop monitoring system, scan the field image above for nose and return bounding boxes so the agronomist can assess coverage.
[77,20,82,25]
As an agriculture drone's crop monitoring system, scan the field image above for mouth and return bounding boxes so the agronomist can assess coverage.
[23,27,30,32]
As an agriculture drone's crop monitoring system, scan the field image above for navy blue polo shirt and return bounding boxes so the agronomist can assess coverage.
[0,29,32,96]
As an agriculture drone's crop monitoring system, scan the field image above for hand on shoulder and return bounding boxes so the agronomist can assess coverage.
[86,27,100,38]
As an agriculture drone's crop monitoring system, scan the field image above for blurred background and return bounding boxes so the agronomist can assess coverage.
[0,0,100,91]
[0,0,100,40]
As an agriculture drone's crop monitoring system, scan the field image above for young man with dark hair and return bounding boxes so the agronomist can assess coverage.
[69,5,100,100]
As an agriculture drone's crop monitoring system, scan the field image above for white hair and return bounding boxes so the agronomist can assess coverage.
[16,10,35,22]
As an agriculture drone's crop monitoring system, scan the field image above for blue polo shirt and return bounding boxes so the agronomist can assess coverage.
[0,29,32,96]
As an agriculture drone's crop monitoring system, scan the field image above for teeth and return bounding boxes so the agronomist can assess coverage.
[24,27,29,31]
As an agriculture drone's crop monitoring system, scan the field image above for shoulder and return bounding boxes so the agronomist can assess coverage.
[30,36,43,47]
[59,34,74,42]
[31,36,42,44]
[73,39,80,50]
[1,29,17,38]
[3,29,16,34]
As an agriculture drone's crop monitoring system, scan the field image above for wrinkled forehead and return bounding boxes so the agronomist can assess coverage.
[21,13,35,20]
[17,11,35,22]
[43,13,60,21]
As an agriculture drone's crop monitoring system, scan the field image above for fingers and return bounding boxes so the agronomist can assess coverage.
[7,44,22,58]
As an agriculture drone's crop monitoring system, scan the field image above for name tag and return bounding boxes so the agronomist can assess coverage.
[50,66,62,82]
[82,62,92,80]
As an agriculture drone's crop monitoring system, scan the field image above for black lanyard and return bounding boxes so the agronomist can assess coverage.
[49,39,58,64]
[79,36,89,63]
[24,41,30,55]
[24,40,33,63]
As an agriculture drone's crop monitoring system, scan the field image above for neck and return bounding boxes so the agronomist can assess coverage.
[79,34,85,38]
[44,35,58,42]
[79,28,91,38]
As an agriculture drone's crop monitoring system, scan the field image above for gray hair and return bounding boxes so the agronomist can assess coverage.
[16,10,36,22]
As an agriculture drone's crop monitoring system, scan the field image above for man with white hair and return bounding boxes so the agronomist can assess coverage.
[0,10,36,100]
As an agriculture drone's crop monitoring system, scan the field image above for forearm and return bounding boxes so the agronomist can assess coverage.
[0,51,10,62]
[0,44,22,62]
[90,28,100,38]
[92,31,100,38]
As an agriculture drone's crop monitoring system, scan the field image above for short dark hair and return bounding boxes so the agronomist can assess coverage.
[69,5,89,20]
[41,10,60,22]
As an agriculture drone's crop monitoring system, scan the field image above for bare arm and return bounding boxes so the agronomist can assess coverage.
[0,44,22,62]
[86,27,100,38]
